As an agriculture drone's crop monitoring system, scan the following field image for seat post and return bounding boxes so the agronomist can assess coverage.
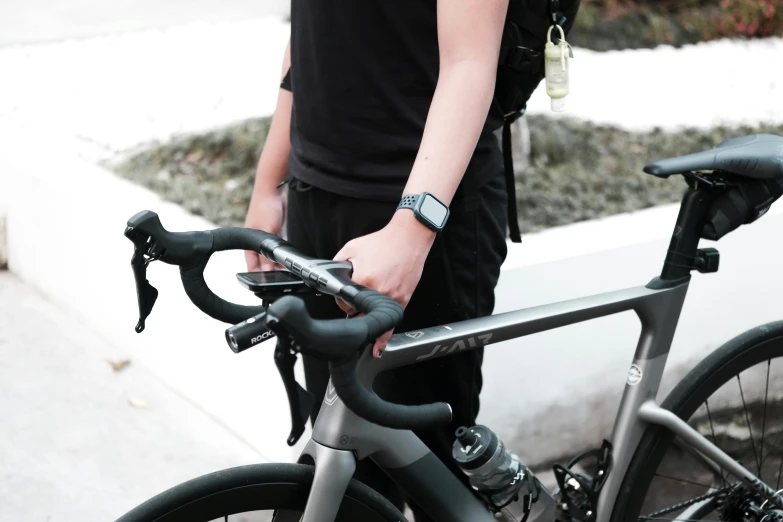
[660,187,715,281]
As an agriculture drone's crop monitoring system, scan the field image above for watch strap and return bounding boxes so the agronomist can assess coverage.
[397,194,420,212]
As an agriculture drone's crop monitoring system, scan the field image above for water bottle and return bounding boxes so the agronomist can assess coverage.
[452,425,557,522]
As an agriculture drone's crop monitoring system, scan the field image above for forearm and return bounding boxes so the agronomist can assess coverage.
[402,60,498,207]
[251,40,293,198]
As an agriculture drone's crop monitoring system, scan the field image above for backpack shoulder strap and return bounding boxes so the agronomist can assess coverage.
[507,0,551,45]
[502,116,523,243]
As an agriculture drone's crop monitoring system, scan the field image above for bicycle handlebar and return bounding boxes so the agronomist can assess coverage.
[124,209,453,431]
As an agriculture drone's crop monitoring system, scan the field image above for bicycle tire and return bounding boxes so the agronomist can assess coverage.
[610,320,783,522]
[115,463,407,522]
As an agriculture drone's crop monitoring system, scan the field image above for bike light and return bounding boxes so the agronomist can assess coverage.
[225,312,276,353]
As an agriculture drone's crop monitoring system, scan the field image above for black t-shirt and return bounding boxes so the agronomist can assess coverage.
[286,0,505,202]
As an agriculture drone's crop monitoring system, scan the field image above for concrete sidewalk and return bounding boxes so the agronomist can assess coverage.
[0,272,266,521]
[0,0,289,48]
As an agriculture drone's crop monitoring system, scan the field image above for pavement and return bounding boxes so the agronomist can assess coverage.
[0,0,289,48]
[0,271,269,521]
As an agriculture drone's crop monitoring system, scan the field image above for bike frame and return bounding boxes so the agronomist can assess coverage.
[295,278,783,522]
[289,186,783,522]
[295,278,684,522]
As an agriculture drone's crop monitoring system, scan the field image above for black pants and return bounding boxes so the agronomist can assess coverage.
[285,174,508,520]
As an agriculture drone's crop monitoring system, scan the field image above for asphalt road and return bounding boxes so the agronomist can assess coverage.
[0,0,289,47]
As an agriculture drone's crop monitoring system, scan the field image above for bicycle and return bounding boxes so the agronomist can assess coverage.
[118,133,783,522]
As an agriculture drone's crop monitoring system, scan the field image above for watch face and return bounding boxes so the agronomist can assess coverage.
[419,194,449,228]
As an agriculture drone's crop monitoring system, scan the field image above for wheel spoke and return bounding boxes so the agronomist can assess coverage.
[704,400,729,486]
[758,429,783,490]
[737,374,761,475]
[654,472,714,489]
[756,438,783,455]
[760,359,771,478]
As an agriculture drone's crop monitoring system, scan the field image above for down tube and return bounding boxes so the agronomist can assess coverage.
[382,452,497,522]
[595,282,689,522]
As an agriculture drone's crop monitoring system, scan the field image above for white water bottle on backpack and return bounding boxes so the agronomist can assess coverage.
[545,24,573,112]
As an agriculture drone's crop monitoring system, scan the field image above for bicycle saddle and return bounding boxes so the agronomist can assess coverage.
[644,134,783,179]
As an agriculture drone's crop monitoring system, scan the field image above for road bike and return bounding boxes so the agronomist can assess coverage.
[118,134,783,522]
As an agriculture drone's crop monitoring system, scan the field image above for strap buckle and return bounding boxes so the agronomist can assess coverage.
[504,107,527,124]
[550,0,561,23]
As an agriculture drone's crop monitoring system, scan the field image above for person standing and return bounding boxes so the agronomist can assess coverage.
[245,1,510,519]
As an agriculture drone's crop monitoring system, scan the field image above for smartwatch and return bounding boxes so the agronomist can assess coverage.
[396,192,450,233]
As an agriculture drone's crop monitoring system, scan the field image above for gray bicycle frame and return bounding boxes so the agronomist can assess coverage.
[292,277,783,522]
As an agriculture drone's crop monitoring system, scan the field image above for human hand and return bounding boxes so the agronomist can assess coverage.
[244,191,287,271]
[333,211,436,357]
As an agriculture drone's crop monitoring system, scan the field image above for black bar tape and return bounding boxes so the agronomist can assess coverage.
[351,289,403,340]
[329,357,453,430]
[265,296,370,360]
[210,227,294,260]
[134,214,453,429]
[180,257,266,325]
[174,227,292,324]
[326,288,452,430]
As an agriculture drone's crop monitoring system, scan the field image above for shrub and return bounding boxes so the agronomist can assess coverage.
[584,0,782,42]
[712,0,782,38]
[588,0,714,18]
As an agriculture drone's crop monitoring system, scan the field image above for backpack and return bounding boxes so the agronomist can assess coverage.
[495,0,582,242]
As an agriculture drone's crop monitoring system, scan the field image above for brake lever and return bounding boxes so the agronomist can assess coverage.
[125,225,159,333]
[273,334,315,446]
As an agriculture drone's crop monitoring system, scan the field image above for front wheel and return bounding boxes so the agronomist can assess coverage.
[611,321,783,522]
[116,463,406,522]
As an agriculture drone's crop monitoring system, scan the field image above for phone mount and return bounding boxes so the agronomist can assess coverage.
[252,286,318,305]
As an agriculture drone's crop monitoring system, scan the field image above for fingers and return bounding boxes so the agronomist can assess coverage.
[373,330,393,358]
[333,239,356,263]
[335,297,357,316]
[260,260,285,272]
[334,242,359,314]
[333,238,398,357]
[245,250,286,272]
[245,250,262,272]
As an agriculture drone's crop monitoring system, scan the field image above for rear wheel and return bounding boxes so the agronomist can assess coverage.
[116,463,406,522]
[611,321,783,522]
